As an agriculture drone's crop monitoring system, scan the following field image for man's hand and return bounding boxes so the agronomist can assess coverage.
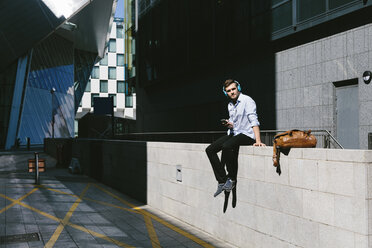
[224,121,233,129]
[253,142,266,147]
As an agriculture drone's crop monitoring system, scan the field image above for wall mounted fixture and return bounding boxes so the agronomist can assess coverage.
[176,165,182,182]
[363,71,372,84]
[61,21,78,31]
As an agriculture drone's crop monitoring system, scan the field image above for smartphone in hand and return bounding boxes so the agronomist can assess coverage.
[220,119,228,125]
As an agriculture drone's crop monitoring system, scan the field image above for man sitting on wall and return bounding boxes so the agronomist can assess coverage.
[205,79,265,197]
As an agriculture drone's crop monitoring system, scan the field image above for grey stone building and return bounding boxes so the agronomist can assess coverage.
[276,24,372,149]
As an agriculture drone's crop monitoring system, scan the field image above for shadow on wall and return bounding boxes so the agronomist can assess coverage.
[135,0,276,133]
[45,138,148,204]
[44,138,72,168]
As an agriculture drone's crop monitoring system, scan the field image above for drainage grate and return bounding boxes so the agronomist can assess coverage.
[0,233,40,244]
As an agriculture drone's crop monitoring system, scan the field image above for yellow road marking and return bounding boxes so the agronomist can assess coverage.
[0,189,133,247]
[39,186,137,214]
[45,183,90,248]
[8,196,61,222]
[38,185,76,197]
[0,188,39,213]
[84,194,160,248]
[1,182,215,248]
[39,186,138,214]
[93,184,215,248]
[92,184,140,209]
[68,222,134,248]
[144,215,161,248]
[41,185,160,247]
[142,210,215,248]
[83,197,137,213]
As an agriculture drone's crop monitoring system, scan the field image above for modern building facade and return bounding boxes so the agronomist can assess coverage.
[124,0,136,86]
[76,17,136,123]
[134,0,372,149]
[274,2,372,149]
[0,0,117,149]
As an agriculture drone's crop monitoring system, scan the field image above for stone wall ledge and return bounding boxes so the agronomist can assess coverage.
[48,138,372,248]
[147,142,372,248]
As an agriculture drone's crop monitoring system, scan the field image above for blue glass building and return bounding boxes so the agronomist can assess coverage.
[0,0,117,149]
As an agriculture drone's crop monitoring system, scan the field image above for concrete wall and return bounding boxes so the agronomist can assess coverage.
[71,139,148,203]
[44,138,73,167]
[147,142,372,248]
[44,138,148,203]
[276,23,372,149]
[45,138,372,247]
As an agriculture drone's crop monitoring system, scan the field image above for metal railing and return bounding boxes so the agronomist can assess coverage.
[115,131,226,144]
[260,130,343,149]
[115,129,343,149]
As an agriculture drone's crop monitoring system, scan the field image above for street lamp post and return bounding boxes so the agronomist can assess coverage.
[51,88,55,138]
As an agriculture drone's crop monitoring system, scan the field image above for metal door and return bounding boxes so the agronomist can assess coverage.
[335,85,359,149]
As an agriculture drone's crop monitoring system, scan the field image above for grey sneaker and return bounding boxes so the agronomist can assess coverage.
[214,183,225,197]
[222,178,235,192]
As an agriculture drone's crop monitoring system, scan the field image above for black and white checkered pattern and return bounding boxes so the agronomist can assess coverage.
[77,18,135,120]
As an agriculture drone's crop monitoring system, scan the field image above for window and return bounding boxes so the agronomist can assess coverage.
[125,95,133,108]
[298,0,326,22]
[117,54,125,66]
[272,0,285,5]
[74,81,80,92]
[91,66,99,79]
[125,81,129,94]
[117,81,125,93]
[108,39,116,52]
[329,0,355,9]
[272,0,292,32]
[100,55,108,65]
[131,85,136,94]
[124,81,135,95]
[100,80,108,93]
[108,67,116,79]
[116,25,124,38]
[116,122,123,134]
[85,80,91,92]
[91,93,99,107]
[109,94,116,107]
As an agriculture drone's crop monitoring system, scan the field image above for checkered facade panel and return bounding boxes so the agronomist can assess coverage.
[77,19,136,119]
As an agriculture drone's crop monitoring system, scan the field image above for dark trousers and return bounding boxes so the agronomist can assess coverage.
[205,134,255,183]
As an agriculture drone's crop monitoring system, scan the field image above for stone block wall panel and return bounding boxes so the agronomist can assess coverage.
[147,143,372,248]
[276,23,372,149]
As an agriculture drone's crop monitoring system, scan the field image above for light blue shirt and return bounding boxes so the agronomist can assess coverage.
[227,93,260,140]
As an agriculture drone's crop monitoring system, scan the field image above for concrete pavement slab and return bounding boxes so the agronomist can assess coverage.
[0,151,236,248]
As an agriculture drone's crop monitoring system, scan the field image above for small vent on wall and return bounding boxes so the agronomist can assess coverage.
[176,165,182,182]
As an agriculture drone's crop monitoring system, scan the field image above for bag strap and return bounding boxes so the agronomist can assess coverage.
[274,129,299,139]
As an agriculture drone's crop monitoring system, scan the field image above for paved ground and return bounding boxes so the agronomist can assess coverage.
[0,151,235,248]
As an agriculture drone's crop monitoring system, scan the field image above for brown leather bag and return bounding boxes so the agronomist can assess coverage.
[273,130,317,175]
